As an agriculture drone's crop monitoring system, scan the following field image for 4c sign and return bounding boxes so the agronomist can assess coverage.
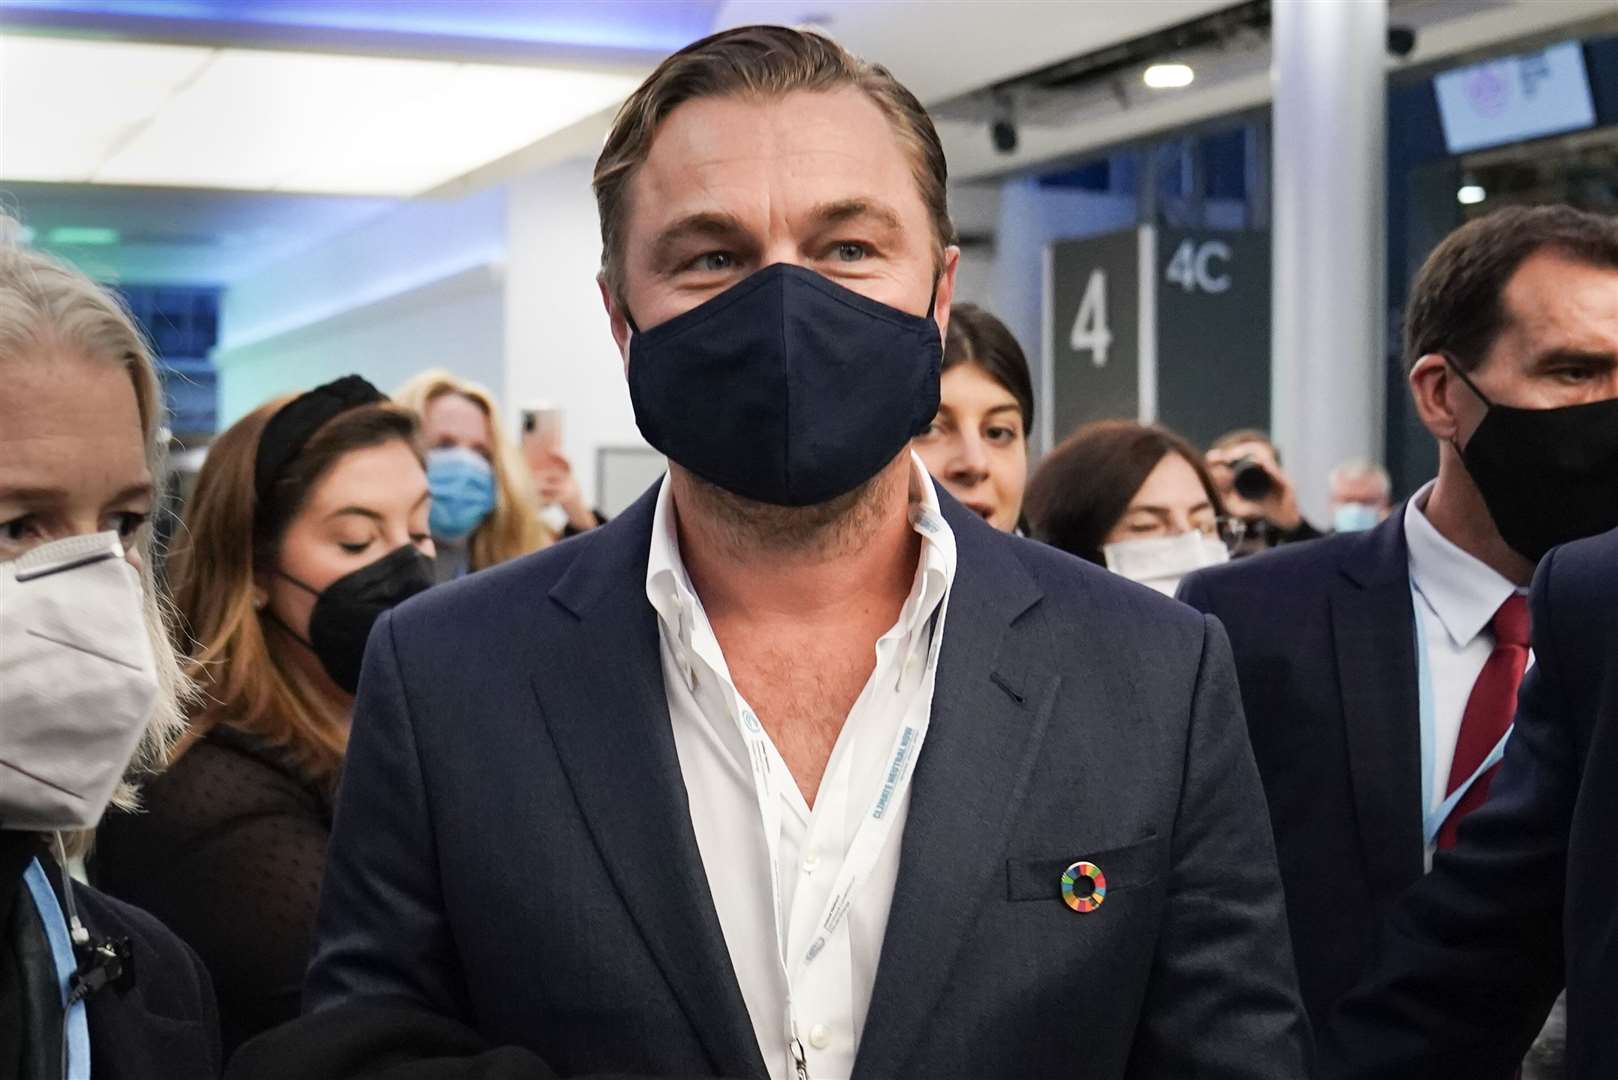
[1165,238,1232,294]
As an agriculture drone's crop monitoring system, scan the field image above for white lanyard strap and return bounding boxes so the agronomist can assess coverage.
[731,592,950,1076]
[23,858,92,1080]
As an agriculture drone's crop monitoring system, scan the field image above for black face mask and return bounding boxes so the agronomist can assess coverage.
[627,263,942,507]
[1447,355,1618,562]
[275,545,434,694]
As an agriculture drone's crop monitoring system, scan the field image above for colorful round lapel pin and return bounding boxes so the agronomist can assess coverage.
[1061,860,1107,913]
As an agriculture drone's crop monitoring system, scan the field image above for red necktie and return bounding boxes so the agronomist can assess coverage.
[1437,594,1531,850]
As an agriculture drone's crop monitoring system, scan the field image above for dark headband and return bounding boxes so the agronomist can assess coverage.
[253,375,387,509]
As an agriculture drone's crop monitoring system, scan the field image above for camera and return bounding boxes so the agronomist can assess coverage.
[1232,457,1276,501]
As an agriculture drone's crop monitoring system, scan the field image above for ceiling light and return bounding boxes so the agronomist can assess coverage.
[1143,63,1195,90]
[1457,184,1487,206]
[0,36,642,196]
[46,226,120,246]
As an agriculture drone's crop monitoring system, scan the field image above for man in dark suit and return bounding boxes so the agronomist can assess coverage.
[230,25,1307,1080]
[1318,526,1618,1078]
[1179,204,1618,1032]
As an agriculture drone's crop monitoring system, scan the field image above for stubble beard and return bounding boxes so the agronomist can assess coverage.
[675,454,906,563]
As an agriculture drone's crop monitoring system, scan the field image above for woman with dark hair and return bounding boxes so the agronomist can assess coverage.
[96,376,435,1054]
[913,303,1034,532]
[1025,420,1235,594]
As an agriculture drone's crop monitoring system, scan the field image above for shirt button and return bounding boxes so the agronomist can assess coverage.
[801,850,820,874]
[809,1024,831,1050]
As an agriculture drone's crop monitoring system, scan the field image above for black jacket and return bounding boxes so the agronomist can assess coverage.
[1318,526,1618,1078]
[1178,511,1423,1031]
[2,838,221,1079]
[95,724,333,1056]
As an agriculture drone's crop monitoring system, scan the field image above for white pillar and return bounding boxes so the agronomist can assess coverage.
[1270,0,1387,524]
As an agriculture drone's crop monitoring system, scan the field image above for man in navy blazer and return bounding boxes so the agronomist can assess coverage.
[280,483,1306,1079]
[1179,204,1618,1032]
[236,25,1307,1080]
[1318,526,1618,1078]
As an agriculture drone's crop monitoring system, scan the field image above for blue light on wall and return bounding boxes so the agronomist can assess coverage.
[0,0,720,53]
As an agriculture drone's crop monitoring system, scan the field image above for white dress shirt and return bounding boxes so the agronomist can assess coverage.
[1404,482,1530,867]
[646,454,957,1080]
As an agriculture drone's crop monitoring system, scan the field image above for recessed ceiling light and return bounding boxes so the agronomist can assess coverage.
[46,226,120,246]
[1457,184,1487,205]
[1143,63,1195,90]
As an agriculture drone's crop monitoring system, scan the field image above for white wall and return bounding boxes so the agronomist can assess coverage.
[213,186,507,424]
[214,269,506,423]
[953,244,995,306]
[503,156,647,509]
[212,157,647,510]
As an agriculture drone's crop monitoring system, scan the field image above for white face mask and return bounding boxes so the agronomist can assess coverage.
[0,531,159,832]
[1103,530,1230,596]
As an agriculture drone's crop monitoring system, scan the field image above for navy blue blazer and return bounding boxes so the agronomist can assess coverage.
[1318,526,1618,1079]
[1178,512,1424,1031]
[301,483,1308,1079]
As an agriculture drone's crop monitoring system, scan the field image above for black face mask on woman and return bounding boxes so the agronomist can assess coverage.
[627,263,943,507]
[274,545,434,694]
[1447,354,1618,562]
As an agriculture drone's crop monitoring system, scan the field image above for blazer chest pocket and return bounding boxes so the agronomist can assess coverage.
[1005,832,1164,904]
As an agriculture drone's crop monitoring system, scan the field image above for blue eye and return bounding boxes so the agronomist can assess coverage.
[833,242,868,262]
[695,252,734,272]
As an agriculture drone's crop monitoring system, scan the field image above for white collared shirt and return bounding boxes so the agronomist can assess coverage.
[1404,481,1531,866]
[646,454,957,1080]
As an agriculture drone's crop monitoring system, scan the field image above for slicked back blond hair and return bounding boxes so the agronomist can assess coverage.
[0,213,192,818]
[592,24,954,303]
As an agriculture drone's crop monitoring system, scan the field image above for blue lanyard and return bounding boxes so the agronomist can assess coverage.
[22,859,92,1080]
[1411,584,1517,850]
[1423,727,1513,849]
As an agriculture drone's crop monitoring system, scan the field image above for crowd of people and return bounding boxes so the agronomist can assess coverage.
[3,23,1616,1080]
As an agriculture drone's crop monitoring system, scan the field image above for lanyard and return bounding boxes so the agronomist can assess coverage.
[22,859,92,1080]
[730,583,950,1080]
[1423,725,1513,849]
[1410,580,1529,851]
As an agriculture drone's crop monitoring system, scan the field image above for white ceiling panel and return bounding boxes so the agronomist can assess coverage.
[0,34,642,195]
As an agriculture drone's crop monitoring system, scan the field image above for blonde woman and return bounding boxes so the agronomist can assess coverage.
[395,369,574,582]
[0,217,221,1075]
[95,376,434,1054]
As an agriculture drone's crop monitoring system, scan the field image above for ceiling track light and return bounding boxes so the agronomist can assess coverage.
[1143,62,1195,90]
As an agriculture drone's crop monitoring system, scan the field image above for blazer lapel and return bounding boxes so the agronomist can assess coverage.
[536,484,767,1080]
[1331,513,1426,890]
[854,503,1056,1080]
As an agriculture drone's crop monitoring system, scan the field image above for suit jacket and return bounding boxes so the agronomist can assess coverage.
[1178,512,1425,1030]
[299,483,1308,1079]
[1318,527,1618,1079]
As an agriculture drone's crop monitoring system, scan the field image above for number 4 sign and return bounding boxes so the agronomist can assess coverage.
[1069,268,1113,367]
